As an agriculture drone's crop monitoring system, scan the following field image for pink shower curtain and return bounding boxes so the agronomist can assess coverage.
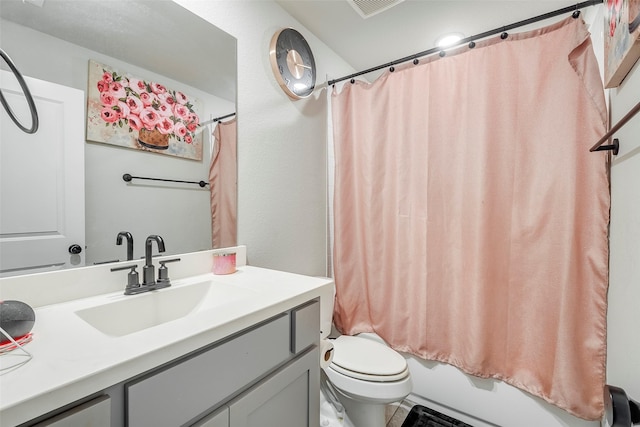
[331,17,609,420]
[209,118,237,248]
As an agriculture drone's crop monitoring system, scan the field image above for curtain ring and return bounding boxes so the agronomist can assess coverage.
[413,58,419,65]
[469,41,476,49]
[0,48,39,134]
[572,4,581,19]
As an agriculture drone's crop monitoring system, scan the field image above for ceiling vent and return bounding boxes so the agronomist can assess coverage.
[348,0,405,19]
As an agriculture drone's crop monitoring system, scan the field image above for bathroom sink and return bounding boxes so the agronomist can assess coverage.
[75,280,256,337]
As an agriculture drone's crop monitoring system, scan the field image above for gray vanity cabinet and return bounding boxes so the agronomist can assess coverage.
[191,300,321,427]
[19,299,319,427]
[190,347,318,427]
[128,298,320,427]
[126,314,292,426]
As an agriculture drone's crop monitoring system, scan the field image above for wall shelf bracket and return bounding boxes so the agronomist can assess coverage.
[593,138,619,155]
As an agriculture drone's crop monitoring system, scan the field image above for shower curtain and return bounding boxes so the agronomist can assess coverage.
[209,118,237,248]
[331,17,609,420]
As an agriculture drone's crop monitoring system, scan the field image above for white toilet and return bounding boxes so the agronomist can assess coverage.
[318,283,412,427]
[323,335,412,427]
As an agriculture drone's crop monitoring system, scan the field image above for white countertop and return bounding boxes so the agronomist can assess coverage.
[0,265,333,426]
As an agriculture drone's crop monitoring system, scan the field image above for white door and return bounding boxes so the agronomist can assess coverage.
[0,70,85,276]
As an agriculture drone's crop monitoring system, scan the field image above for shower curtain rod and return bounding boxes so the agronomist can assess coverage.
[327,0,603,86]
[199,112,236,127]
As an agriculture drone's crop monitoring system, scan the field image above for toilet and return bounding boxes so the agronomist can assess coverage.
[318,282,412,427]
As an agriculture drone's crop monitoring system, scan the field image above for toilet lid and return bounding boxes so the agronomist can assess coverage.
[330,335,408,382]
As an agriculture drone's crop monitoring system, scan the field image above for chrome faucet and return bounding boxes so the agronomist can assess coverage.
[116,231,134,261]
[142,235,165,287]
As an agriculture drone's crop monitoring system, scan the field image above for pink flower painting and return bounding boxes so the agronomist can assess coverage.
[604,0,640,88]
[86,60,203,160]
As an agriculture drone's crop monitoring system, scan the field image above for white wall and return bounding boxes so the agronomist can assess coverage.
[174,0,355,276]
[0,19,234,263]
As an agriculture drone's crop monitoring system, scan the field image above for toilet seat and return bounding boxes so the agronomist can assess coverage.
[330,335,409,382]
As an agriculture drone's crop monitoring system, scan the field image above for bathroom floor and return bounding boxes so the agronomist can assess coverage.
[385,398,415,427]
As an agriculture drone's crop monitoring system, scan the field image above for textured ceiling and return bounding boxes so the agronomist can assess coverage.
[0,0,237,102]
[275,0,601,82]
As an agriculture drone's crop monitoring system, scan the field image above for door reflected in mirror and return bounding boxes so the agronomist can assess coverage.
[0,0,237,276]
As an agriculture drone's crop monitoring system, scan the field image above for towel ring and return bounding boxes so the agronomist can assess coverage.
[0,48,39,134]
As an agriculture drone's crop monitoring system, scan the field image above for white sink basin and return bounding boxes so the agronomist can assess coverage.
[75,281,256,337]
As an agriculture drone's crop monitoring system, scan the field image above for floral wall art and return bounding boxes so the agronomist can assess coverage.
[605,0,640,88]
[87,60,203,160]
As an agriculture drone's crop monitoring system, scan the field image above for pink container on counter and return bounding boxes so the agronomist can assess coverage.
[213,252,236,275]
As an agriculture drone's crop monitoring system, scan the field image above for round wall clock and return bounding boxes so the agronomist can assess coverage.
[269,28,316,100]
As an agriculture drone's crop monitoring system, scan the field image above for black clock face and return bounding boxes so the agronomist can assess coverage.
[270,28,316,99]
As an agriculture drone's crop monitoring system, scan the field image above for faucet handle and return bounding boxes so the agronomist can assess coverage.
[110,264,138,272]
[110,264,142,295]
[156,258,181,289]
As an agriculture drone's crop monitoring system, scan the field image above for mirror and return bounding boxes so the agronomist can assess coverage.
[0,0,237,274]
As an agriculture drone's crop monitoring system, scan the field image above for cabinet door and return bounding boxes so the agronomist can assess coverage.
[31,395,110,427]
[229,347,319,427]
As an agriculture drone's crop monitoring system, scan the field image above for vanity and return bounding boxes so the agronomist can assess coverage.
[0,246,334,427]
